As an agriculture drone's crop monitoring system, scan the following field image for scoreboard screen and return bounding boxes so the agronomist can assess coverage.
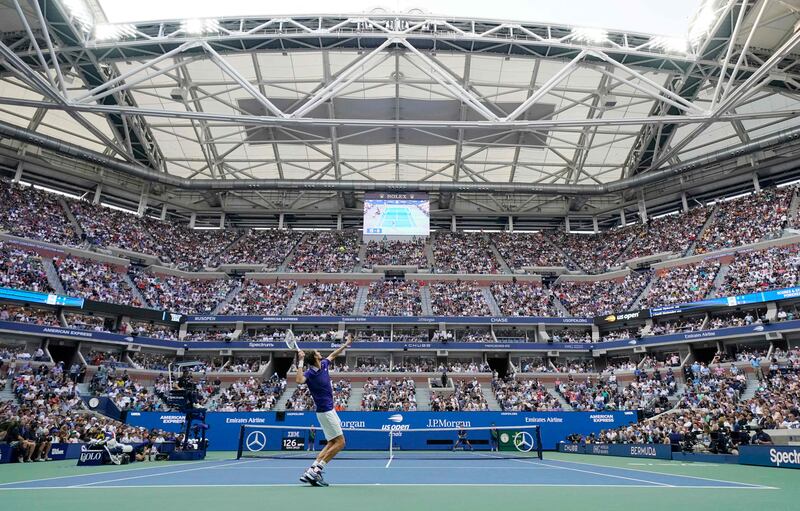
[363,192,430,236]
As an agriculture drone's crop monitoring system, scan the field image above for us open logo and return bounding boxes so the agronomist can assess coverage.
[246,431,267,452]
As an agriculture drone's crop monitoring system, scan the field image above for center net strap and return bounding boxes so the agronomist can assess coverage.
[237,424,542,460]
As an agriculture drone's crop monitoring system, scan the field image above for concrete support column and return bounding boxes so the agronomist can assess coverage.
[592,217,599,234]
[619,209,626,227]
[278,213,285,230]
[564,216,571,233]
[681,192,689,212]
[507,215,514,232]
[13,162,24,183]
[136,187,149,217]
[219,212,226,229]
[753,173,761,192]
[638,199,648,224]
[189,212,197,229]
[92,185,103,205]
[451,215,457,232]
[160,203,167,221]
[336,214,343,230]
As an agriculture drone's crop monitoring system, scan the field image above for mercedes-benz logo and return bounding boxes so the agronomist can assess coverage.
[513,431,534,452]
[246,431,267,452]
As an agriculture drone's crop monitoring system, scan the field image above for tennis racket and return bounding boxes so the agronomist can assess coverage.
[284,329,298,351]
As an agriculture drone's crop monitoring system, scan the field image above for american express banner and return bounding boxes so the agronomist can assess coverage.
[125,411,638,451]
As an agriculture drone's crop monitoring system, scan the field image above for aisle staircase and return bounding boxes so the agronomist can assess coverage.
[420,286,434,315]
[482,288,502,316]
[630,273,656,310]
[353,285,369,315]
[123,273,149,308]
[480,384,501,411]
[347,382,364,410]
[276,382,297,410]
[489,241,512,274]
[58,197,84,239]
[685,205,717,256]
[278,233,308,271]
[425,234,436,270]
[211,281,242,314]
[42,258,66,295]
[0,381,16,403]
[283,285,305,315]
[416,384,432,411]
[354,243,368,272]
[785,188,799,235]
[707,262,732,298]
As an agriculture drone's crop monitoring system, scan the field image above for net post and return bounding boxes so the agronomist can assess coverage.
[236,425,245,460]
[535,426,543,460]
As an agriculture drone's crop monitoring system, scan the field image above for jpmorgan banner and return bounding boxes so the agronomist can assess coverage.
[125,411,637,451]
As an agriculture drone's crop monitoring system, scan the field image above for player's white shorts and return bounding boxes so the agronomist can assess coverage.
[317,410,343,440]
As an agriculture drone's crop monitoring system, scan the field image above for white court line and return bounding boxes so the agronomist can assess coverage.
[385,455,394,468]
[69,459,261,488]
[0,483,778,491]
[547,457,774,489]
[0,459,220,487]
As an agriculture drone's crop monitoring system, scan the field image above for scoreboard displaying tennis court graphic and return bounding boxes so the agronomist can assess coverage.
[363,192,430,237]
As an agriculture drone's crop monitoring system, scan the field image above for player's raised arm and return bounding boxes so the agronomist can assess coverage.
[295,350,307,384]
[326,333,353,362]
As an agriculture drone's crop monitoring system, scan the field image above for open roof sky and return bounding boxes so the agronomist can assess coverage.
[98,0,702,38]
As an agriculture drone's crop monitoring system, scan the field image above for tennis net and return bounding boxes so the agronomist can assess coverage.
[236,424,542,460]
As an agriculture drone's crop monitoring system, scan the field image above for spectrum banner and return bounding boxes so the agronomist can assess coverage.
[125,411,637,451]
[739,445,800,469]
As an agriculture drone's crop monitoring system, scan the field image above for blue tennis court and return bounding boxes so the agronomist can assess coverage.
[379,206,417,230]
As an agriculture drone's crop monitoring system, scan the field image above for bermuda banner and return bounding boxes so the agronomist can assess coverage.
[0,443,10,464]
[125,410,638,451]
[558,443,672,460]
[739,445,800,469]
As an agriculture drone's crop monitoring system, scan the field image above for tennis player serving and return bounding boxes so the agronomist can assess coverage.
[295,333,353,487]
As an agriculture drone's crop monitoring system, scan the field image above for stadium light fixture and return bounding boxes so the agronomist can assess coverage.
[688,0,718,45]
[653,36,689,54]
[94,23,137,41]
[571,27,608,44]
[61,0,94,32]
[182,18,221,35]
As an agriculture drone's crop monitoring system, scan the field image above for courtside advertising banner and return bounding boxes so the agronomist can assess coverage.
[739,445,800,469]
[125,410,637,451]
[558,442,672,460]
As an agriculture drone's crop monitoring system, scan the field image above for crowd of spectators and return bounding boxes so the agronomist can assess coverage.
[68,200,158,255]
[549,229,636,274]
[429,281,491,316]
[718,244,800,297]
[490,232,568,269]
[215,230,301,268]
[364,280,422,316]
[553,272,649,317]
[0,243,52,293]
[287,231,360,273]
[695,187,793,253]
[222,279,297,315]
[182,328,236,343]
[516,357,552,373]
[707,309,766,330]
[547,328,593,344]
[0,180,79,246]
[556,369,675,414]
[145,224,239,272]
[648,318,705,336]
[641,260,720,308]
[124,321,178,340]
[201,375,286,412]
[0,304,59,326]
[285,379,351,411]
[363,239,429,269]
[130,352,172,371]
[66,314,106,332]
[624,207,710,260]
[90,366,162,411]
[493,377,562,411]
[491,281,559,317]
[293,281,357,316]
[360,377,417,411]
[54,256,143,307]
[132,272,235,315]
[430,379,489,411]
[432,232,499,274]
